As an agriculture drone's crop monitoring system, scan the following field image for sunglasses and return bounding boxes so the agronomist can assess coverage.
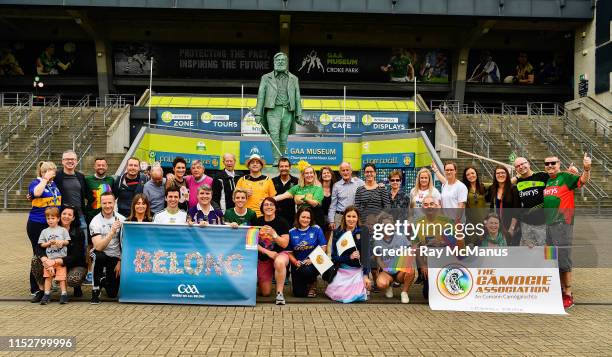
[544,161,558,166]
[389,179,401,182]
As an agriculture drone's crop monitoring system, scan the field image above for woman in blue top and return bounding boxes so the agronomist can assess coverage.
[27,161,62,294]
[325,206,371,303]
[287,207,327,298]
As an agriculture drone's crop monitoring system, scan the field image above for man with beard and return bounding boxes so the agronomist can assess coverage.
[272,157,298,225]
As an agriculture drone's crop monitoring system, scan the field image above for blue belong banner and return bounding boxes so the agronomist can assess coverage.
[120,223,258,306]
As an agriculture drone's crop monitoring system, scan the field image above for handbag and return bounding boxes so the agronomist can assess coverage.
[322,262,338,283]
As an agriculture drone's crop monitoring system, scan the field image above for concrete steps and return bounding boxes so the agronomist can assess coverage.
[445,113,612,212]
[1,106,127,210]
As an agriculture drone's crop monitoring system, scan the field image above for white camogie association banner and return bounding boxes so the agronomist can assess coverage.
[427,246,566,315]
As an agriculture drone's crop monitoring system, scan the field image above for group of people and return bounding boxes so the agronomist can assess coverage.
[26,148,591,309]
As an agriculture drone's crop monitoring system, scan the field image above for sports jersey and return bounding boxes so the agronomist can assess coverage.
[543,172,580,224]
[287,225,327,261]
[516,171,548,225]
[28,178,62,224]
[153,209,187,224]
[235,175,276,217]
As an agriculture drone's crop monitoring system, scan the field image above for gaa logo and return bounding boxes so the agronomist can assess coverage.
[177,284,200,294]
[161,111,173,123]
[436,264,473,300]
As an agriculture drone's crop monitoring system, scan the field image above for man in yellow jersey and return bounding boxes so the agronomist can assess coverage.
[235,154,276,217]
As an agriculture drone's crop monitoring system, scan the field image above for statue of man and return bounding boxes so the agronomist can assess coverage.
[254,52,303,166]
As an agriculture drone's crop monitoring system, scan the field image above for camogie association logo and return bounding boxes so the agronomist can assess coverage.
[436,264,473,300]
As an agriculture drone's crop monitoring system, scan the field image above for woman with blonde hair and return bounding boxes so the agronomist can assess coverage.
[27,161,62,297]
[274,165,324,227]
[410,168,441,209]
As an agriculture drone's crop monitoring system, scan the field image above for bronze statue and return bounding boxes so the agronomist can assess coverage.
[254,52,303,166]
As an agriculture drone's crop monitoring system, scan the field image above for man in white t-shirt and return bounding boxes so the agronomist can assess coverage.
[154,187,187,224]
[89,192,125,304]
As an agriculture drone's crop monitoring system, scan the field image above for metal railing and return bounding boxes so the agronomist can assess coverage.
[530,107,609,212]
[0,103,32,154]
[72,110,96,171]
[0,92,33,107]
[500,107,530,159]
[558,107,610,176]
[0,117,60,208]
[37,95,61,126]
[97,94,137,108]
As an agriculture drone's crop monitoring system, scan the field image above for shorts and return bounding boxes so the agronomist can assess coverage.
[257,260,274,284]
[546,222,573,273]
[43,261,67,281]
[520,222,547,246]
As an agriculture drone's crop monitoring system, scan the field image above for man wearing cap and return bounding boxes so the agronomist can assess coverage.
[236,154,277,217]
[254,52,304,166]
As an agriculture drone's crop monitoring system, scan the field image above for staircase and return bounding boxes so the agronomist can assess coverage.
[441,106,612,212]
[0,105,127,210]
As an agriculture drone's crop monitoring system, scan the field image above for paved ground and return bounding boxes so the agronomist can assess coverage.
[1,213,612,356]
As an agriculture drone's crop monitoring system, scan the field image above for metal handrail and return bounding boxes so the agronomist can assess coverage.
[72,110,96,170]
[530,108,609,212]
[0,102,33,154]
[0,92,33,107]
[0,119,57,208]
[553,106,610,176]
[500,111,530,159]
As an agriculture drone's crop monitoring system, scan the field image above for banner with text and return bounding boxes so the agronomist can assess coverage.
[290,47,450,83]
[114,43,275,78]
[239,141,342,165]
[427,246,566,314]
[119,223,258,306]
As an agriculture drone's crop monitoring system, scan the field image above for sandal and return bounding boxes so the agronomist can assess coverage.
[307,288,317,298]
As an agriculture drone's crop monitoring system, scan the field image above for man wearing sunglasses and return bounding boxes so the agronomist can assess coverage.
[543,153,591,309]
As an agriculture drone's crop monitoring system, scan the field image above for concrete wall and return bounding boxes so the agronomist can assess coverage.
[574,7,612,108]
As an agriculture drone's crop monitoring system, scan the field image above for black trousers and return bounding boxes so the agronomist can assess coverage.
[291,264,319,297]
[91,250,120,298]
[26,220,47,293]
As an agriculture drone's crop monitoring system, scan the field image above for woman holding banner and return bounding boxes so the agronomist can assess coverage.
[255,197,290,305]
[287,207,327,298]
[326,206,371,303]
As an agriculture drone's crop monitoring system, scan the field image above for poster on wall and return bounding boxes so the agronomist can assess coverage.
[466,49,572,85]
[0,41,96,76]
[290,47,450,83]
[113,43,275,78]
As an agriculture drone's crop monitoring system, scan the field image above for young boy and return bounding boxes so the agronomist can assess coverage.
[38,207,71,305]
[224,189,257,228]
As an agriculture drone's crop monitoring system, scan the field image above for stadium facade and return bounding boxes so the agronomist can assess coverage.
[0,0,609,106]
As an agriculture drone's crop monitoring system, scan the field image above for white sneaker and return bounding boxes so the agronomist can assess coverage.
[401,291,410,304]
[275,292,286,305]
[385,286,394,298]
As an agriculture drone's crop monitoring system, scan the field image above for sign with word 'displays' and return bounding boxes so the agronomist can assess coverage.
[120,223,258,306]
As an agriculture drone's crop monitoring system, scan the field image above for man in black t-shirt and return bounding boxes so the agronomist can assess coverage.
[113,157,147,217]
[513,157,549,246]
[271,158,298,225]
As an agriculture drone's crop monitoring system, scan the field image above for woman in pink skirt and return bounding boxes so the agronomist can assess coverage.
[326,206,371,303]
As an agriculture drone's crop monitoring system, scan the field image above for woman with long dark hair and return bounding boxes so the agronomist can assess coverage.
[461,166,490,245]
[326,206,371,303]
[486,165,520,245]
[127,194,153,222]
